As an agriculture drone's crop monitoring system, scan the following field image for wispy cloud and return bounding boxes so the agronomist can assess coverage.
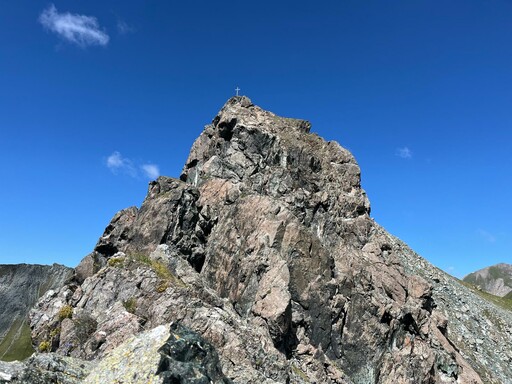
[477,229,497,243]
[106,152,160,180]
[117,19,134,35]
[106,151,136,177]
[141,164,160,179]
[39,4,109,47]
[396,147,412,159]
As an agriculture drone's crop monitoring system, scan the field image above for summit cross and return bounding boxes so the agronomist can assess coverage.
[235,87,240,96]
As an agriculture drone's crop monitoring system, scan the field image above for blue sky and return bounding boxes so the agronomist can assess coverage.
[1,1,511,278]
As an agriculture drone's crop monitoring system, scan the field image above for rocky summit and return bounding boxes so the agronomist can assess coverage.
[2,96,512,383]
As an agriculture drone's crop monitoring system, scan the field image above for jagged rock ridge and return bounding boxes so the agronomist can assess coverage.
[3,96,511,383]
[463,263,512,297]
[0,264,72,362]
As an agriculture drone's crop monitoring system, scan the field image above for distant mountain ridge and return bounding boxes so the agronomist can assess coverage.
[0,263,72,362]
[463,263,512,297]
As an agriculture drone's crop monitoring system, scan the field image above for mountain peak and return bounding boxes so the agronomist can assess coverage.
[222,95,253,108]
[211,97,311,140]
[5,98,512,383]
[463,263,512,297]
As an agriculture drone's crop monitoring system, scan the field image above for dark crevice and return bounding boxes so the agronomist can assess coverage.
[375,368,381,384]
[94,243,118,258]
[218,118,237,141]
[103,223,116,236]
[160,226,172,245]
[188,252,205,273]
[380,310,392,325]
[186,159,198,169]
[268,304,297,360]
[339,309,348,341]
[401,313,420,336]
[422,295,436,313]
[273,153,281,166]
[381,243,392,251]
[309,156,322,172]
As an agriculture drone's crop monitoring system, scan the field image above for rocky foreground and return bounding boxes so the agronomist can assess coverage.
[1,97,511,383]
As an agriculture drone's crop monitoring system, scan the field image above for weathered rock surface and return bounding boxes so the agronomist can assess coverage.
[392,245,512,384]
[0,353,91,383]
[9,96,510,383]
[463,263,512,297]
[0,264,72,361]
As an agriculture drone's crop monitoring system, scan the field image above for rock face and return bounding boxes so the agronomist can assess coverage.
[5,96,511,383]
[0,264,72,361]
[463,263,512,297]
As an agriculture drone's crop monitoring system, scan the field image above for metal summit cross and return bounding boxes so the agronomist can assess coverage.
[235,87,240,96]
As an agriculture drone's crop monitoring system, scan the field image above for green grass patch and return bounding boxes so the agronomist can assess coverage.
[291,364,310,382]
[0,318,34,362]
[503,291,512,300]
[122,297,137,314]
[156,280,170,293]
[38,340,51,353]
[107,255,125,267]
[58,305,73,321]
[458,279,512,312]
[129,253,152,265]
[127,253,187,289]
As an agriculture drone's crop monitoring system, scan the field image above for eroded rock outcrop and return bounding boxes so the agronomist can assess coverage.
[17,97,509,383]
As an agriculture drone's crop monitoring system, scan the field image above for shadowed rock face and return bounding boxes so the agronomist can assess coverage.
[463,263,512,297]
[8,97,511,383]
[0,264,72,362]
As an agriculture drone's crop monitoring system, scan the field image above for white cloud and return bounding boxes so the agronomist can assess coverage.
[106,151,136,176]
[106,152,160,180]
[477,229,496,243]
[117,19,134,35]
[141,164,160,179]
[39,4,109,47]
[396,147,412,159]
[106,151,124,169]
